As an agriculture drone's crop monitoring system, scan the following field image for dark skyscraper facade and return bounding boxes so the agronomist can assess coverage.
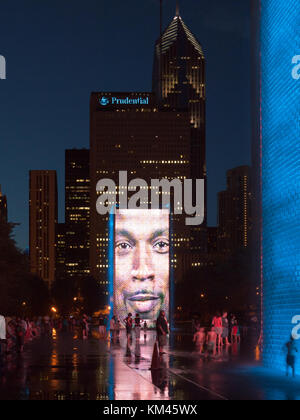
[152,9,207,250]
[29,170,57,288]
[55,223,66,281]
[0,186,7,223]
[65,149,90,279]
[90,92,192,298]
[218,166,253,254]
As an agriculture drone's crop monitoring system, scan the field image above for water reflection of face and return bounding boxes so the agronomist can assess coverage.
[114,210,169,327]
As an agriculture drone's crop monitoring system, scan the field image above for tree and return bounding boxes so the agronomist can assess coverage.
[19,273,51,316]
[0,220,50,316]
[77,276,103,314]
[51,277,77,316]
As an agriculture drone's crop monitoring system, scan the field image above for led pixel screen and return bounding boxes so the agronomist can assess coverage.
[261,0,300,371]
[114,209,170,328]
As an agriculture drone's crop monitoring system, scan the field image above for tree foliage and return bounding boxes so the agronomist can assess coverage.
[51,276,77,316]
[77,276,103,315]
[0,220,50,316]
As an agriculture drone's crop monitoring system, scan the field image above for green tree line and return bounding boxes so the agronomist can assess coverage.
[0,220,50,316]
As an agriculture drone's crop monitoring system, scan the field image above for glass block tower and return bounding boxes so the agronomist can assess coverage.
[261,0,300,371]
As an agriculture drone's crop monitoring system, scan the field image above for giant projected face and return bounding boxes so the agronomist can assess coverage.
[114,209,169,328]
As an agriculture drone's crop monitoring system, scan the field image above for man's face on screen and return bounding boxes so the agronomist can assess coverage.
[114,210,169,323]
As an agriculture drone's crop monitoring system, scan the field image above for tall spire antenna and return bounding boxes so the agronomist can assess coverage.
[176,0,180,16]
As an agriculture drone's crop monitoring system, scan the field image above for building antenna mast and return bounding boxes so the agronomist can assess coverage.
[176,0,180,16]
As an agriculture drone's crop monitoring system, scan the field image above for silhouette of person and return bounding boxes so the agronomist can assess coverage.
[286,336,298,378]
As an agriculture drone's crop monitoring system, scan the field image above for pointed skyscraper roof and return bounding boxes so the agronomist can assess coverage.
[157,11,204,57]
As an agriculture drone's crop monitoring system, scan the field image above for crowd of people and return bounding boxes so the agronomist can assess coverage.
[0,314,57,360]
[0,310,240,362]
[192,312,241,357]
[79,313,148,343]
[0,313,117,361]
[1,310,297,378]
[122,311,169,355]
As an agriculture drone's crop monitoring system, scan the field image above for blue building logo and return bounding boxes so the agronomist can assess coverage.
[99,96,110,106]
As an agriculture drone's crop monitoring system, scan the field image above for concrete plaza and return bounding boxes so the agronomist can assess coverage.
[0,328,299,400]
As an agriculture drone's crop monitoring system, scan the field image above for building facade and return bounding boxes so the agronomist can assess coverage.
[218,166,253,254]
[152,8,207,251]
[29,170,57,288]
[55,223,66,281]
[90,92,192,301]
[65,149,90,280]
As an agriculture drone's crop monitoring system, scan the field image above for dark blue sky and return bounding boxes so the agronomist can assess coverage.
[0,0,251,250]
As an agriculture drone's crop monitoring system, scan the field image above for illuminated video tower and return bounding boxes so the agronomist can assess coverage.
[261,0,300,370]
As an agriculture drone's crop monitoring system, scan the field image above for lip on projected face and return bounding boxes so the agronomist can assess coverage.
[129,294,159,302]
[126,292,161,314]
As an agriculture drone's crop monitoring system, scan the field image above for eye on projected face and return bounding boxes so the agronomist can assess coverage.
[114,209,169,327]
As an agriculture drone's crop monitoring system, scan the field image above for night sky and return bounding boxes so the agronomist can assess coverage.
[0,0,251,251]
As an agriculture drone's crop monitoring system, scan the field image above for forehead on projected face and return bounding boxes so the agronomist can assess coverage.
[115,209,169,240]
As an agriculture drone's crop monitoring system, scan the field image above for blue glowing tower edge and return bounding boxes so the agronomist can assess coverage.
[261,0,300,371]
[108,210,114,320]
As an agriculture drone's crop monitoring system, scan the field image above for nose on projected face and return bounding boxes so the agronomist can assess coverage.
[131,267,155,281]
[128,246,161,313]
[131,245,155,281]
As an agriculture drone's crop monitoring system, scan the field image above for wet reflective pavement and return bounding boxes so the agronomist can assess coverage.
[1,329,300,400]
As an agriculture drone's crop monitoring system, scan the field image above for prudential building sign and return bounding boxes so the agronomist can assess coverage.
[99,96,150,106]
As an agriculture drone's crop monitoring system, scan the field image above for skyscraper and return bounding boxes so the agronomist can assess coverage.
[90,92,191,300]
[218,166,253,254]
[65,149,90,279]
[29,170,57,288]
[207,226,218,254]
[0,186,7,223]
[152,7,207,250]
[55,223,66,281]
